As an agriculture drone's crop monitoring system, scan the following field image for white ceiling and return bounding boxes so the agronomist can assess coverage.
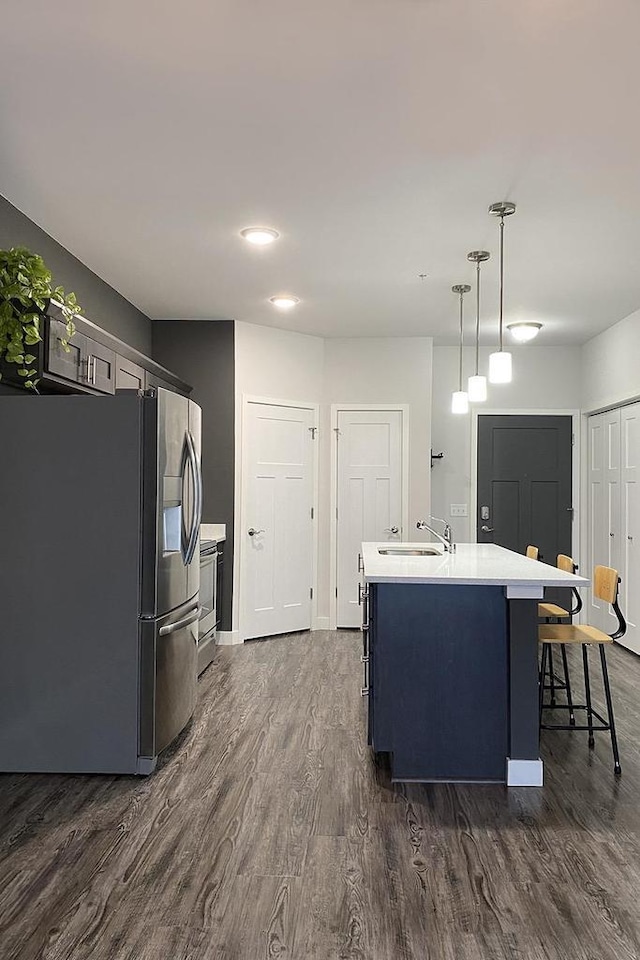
[2,0,640,344]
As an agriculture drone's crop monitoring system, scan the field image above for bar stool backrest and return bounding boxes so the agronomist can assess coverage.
[557,553,583,615]
[526,545,539,560]
[593,565,627,640]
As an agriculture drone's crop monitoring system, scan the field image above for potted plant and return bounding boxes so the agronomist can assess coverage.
[0,246,82,390]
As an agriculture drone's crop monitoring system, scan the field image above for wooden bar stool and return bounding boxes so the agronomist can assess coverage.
[539,565,626,775]
[538,554,583,722]
[525,545,539,560]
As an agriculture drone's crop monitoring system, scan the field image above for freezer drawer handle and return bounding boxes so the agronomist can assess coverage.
[159,606,202,636]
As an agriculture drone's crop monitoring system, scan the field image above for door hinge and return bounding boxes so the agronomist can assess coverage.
[309,426,317,439]
[310,506,314,520]
[335,507,338,521]
[334,427,341,438]
[572,433,575,446]
[310,587,313,599]
[335,587,338,598]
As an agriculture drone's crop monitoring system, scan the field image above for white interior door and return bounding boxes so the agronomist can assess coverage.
[620,402,640,654]
[241,402,315,641]
[336,409,403,628]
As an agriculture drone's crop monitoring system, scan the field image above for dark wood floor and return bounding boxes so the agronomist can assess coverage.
[2,632,640,959]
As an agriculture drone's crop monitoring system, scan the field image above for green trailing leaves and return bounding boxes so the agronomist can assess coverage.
[0,246,82,392]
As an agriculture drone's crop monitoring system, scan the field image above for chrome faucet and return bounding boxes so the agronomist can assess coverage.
[416,516,455,553]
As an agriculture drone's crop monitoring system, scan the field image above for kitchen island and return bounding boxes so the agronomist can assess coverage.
[361,542,588,786]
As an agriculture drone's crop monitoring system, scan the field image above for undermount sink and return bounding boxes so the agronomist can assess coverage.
[378,547,442,556]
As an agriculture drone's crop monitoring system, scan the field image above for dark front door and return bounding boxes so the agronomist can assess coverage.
[477,415,573,563]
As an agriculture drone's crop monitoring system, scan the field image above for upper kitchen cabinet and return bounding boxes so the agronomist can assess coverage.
[47,319,116,394]
[6,303,192,398]
[115,355,146,391]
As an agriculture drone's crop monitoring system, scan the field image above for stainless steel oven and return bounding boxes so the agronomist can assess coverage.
[198,539,218,675]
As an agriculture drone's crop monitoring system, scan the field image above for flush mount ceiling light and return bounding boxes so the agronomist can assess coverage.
[488,200,517,384]
[451,284,471,415]
[269,295,299,309]
[240,227,280,245]
[507,321,543,343]
[466,250,491,403]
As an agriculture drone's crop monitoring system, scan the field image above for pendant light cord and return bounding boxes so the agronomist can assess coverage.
[458,290,464,390]
[499,215,505,352]
[475,261,480,375]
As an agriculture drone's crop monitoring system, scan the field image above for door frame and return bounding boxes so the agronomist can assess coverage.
[329,403,410,631]
[236,394,320,643]
[471,408,582,577]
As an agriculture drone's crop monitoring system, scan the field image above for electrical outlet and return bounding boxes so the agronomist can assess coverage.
[450,504,468,517]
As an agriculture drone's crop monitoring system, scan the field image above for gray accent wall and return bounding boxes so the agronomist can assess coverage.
[152,320,235,631]
[0,195,152,354]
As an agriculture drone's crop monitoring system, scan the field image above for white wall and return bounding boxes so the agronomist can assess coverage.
[581,308,640,412]
[431,345,582,543]
[233,324,433,631]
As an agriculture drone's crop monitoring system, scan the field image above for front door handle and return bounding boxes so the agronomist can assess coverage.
[248,528,265,537]
[481,525,494,532]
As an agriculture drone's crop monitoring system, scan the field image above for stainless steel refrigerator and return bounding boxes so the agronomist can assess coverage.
[0,388,202,774]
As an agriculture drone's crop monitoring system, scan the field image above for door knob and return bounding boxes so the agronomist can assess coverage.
[248,528,265,537]
[385,526,400,535]
[481,525,494,532]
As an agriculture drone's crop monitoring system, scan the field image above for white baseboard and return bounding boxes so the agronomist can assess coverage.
[312,617,331,631]
[507,758,544,787]
[216,630,243,646]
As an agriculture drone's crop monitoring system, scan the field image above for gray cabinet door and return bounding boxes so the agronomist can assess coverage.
[86,338,116,394]
[115,354,146,391]
[47,318,88,384]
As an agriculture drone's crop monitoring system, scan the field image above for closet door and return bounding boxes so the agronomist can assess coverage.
[588,412,608,630]
[620,403,640,654]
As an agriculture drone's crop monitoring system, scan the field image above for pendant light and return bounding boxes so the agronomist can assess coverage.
[466,250,490,402]
[451,283,471,414]
[488,200,516,384]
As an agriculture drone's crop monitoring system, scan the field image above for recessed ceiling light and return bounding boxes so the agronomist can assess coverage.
[507,321,543,343]
[269,295,299,309]
[240,227,279,245]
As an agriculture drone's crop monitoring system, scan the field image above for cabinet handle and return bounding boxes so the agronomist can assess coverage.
[357,583,369,605]
[361,655,369,664]
[360,687,370,697]
[357,552,364,573]
[360,621,370,631]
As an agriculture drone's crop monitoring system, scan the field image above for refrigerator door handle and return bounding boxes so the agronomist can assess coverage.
[179,435,191,565]
[159,605,202,636]
[184,431,202,565]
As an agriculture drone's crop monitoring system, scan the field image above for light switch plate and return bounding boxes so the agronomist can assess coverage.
[450,504,468,517]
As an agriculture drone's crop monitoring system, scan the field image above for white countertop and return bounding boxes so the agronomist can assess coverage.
[363,542,590,589]
[200,523,226,543]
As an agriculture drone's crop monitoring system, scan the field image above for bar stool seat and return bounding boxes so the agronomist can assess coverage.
[538,601,570,619]
[539,623,612,645]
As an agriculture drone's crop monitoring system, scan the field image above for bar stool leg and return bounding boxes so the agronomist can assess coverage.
[548,646,557,706]
[539,643,549,725]
[582,645,595,748]
[560,644,575,726]
[599,646,622,776]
